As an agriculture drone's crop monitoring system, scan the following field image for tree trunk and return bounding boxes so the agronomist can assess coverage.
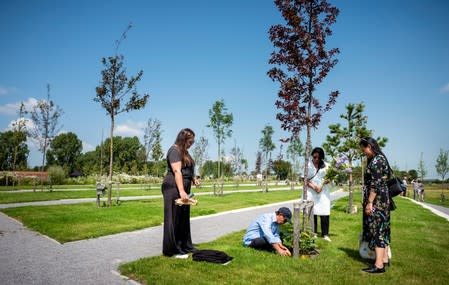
[265,152,269,192]
[99,131,103,178]
[301,86,313,229]
[108,115,114,207]
[217,141,221,196]
[217,142,221,179]
[41,139,46,172]
[302,3,314,202]
[290,163,294,190]
[303,95,313,201]
[12,146,18,187]
[41,136,48,191]
[303,133,311,201]
[348,160,354,213]
[293,202,300,258]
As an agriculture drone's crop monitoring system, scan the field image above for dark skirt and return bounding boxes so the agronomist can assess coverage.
[362,207,390,250]
[161,174,194,256]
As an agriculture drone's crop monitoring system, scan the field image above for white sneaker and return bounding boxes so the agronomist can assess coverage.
[323,235,332,242]
[173,254,189,259]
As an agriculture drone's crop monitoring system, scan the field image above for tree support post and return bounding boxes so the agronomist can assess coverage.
[292,200,314,258]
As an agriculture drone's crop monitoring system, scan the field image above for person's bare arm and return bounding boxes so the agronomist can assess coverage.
[171,161,188,201]
[272,243,291,256]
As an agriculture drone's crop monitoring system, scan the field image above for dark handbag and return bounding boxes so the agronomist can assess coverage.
[387,177,406,197]
[383,156,404,211]
[389,196,397,211]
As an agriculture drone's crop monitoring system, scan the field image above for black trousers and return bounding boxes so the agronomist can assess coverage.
[314,215,330,236]
[249,237,273,252]
[161,177,194,256]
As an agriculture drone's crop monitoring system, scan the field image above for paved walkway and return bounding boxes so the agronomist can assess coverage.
[407,198,449,221]
[1,191,448,285]
[0,190,344,285]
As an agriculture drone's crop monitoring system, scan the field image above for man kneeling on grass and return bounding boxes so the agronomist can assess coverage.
[243,207,292,256]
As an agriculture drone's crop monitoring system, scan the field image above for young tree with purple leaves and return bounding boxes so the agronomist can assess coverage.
[268,0,340,200]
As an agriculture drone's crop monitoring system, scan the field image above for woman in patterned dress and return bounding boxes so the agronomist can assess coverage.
[359,137,391,273]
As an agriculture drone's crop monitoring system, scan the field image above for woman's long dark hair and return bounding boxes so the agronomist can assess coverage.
[359,137,389,167]
[311,147,326,169]
[174,128,195,166]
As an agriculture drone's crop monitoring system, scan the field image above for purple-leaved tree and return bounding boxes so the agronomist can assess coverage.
[268,0,340,200]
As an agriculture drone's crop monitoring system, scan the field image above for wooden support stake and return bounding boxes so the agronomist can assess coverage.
[293,202,301,258]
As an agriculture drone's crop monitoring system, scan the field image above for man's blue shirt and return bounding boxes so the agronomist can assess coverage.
[243,212,281,246]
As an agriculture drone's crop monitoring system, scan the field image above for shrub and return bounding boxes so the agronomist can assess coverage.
[47,166,66,185]
[280,223,317,254]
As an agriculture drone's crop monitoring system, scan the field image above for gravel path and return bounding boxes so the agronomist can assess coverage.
[1,190,448,285]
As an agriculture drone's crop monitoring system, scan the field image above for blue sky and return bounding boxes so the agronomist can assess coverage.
[1,0,448,179]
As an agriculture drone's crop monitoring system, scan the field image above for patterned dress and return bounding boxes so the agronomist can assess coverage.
[362,154,391,250]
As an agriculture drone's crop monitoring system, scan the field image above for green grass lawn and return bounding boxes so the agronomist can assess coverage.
[119,196,449,285]
[0,190,302,242]
[410,185,449,207]
[0,181,280,192]
[0,184,285,204]
[0,189,160,203]
[0,183,172,191]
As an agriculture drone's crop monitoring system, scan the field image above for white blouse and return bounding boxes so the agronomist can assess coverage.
[306,161,331,216]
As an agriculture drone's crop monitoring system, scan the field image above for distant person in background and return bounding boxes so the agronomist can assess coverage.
[402,176,408,197]
[417,179,425,202]
[256,173,263,186]
[411,178,418,200]
[306,147,332,242]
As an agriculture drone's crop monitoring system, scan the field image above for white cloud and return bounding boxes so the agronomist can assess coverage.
[0,85,18,96]
[115,120,145,137]
[440,83,449,93]
[0,87,7,95]
[82,141,95,152]
[0,97,38,116]
[6,117,35,132]
[6,118,45,150]
[0,102,21,115]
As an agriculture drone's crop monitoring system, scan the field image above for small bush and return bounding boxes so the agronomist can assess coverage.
[47,166,66,185]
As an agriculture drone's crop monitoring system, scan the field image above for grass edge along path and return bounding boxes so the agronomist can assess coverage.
[119,196,449,285]
[0,185,291,204]
[0,190,303,243]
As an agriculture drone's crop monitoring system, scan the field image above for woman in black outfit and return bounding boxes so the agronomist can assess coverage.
[162,128,200,258]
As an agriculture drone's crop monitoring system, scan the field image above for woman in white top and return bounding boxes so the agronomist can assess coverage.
[306,147,331,242]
